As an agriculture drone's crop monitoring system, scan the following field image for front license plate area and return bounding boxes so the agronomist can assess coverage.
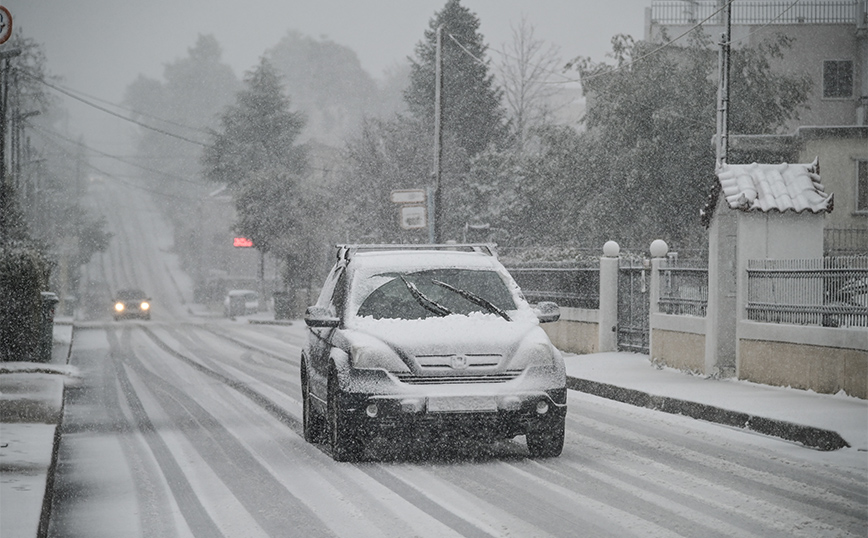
[428,396,497,413]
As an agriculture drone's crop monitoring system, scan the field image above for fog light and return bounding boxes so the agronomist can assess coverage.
[365,403,379,418]
[535,400,549,415]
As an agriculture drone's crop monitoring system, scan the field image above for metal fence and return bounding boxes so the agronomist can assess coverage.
[658,261,708,317]
[651,1,860,25]
[825,228,868,256]
[746,257,868,328]
[506,263,600,310]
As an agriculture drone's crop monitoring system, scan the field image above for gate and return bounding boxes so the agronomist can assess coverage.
[618,260,649,353]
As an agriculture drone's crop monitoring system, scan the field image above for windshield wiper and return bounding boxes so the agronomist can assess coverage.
[400,276,451,317]
[431,280,511,321]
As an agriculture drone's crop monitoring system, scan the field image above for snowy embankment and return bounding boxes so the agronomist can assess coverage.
[0,323,77,538]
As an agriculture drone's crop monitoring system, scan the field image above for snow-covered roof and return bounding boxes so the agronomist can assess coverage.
[715,159,833,214]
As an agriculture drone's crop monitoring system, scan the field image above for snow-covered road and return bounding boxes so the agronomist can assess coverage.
[43,319,866,538]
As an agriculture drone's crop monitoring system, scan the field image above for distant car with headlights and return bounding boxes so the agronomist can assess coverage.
[301,244,566,461]
[113,289,151,321]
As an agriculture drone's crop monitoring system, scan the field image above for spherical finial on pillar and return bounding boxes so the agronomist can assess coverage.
[650,239,669,258]
[602,240,620,257]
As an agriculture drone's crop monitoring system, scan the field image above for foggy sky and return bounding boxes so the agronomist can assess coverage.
[4,1,648,152]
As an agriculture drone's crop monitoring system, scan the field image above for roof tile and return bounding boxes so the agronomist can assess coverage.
[715,160,832,214]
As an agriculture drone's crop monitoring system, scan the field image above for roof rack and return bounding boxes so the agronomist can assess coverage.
[335,243,498,261]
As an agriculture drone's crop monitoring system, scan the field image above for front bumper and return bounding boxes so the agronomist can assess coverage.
[336,366,567,440]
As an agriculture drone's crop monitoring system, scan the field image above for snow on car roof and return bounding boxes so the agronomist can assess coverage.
[350,249,501,271]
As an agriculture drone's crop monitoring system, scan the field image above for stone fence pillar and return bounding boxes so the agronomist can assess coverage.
[648,239,669,359]
[598,241,620,352]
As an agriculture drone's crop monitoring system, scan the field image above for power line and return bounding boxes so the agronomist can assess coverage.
[16,68,213,137]
[27,121,207,187]
[576,0,736,83]
[34,131,203,203]
[728,0,802,46]
[17,68,210,147]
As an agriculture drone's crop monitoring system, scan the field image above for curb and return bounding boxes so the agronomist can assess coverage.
[248,319,293,326]
[37,324,75,537]
[566,376,850,451]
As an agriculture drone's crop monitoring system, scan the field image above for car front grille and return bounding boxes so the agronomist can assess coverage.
[393,371,522,385]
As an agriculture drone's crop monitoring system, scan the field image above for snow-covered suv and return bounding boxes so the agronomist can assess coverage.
[301,244,567,461]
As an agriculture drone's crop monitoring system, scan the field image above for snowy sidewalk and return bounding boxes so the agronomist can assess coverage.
[564,352,868,452]
[0,321,74,538]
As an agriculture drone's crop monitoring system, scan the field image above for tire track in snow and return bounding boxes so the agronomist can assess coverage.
[106,328,226,537]
[117,330,337,538]
[139,325,523,537]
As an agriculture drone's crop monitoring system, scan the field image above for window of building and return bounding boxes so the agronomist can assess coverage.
[823,60,853,99]
[857,160,868,213]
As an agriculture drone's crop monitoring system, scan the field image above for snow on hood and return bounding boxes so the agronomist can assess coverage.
[346,311,544,357]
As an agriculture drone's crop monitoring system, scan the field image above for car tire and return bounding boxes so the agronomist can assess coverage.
[327,370,362,462]
[526,416,565,458]
[302,363,326,444]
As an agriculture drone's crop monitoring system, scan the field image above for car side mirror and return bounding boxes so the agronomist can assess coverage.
[533,301,560,323]
[304,306,340,328]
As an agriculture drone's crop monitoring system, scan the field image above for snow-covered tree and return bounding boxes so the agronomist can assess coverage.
[405,0,508,160]
[202,57,307,191]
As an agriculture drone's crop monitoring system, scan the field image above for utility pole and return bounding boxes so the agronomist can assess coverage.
[0,47,21,244]
[706,1,737,378]
[430,24,444,244]
[715,2,732,164]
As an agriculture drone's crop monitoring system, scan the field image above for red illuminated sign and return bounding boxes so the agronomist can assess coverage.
[233,237,254,248]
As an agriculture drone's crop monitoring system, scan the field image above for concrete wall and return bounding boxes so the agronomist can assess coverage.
[739,321,868,398]
[543,307,598,355]
[650,313,707,374]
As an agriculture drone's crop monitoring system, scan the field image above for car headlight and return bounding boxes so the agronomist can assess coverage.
[115,303,124,312]
[351,345,408,372]
[511,343,556,370]
[140,302,150,310]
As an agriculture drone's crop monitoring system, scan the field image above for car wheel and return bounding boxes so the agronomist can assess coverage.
[327,370,362,462]
[526,416,565,458]
[301,363,326,444]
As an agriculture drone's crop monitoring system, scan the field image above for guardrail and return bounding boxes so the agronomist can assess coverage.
[746,257,868,328]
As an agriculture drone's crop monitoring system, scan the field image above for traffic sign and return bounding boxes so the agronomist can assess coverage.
[0,7,11,45]
[391,189,426,204]
[399,205,426,229]
[233,237,254,247]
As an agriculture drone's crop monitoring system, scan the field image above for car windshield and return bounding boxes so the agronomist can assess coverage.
[117,290,146,300]
[355,268,516,320]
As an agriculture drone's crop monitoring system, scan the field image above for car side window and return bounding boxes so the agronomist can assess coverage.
[330,269,348,317]
[315,265,346,317]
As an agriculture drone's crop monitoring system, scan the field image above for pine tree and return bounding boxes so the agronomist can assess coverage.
[405,0,508,160]
[202,57,307,191]
[202,58,308,259]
